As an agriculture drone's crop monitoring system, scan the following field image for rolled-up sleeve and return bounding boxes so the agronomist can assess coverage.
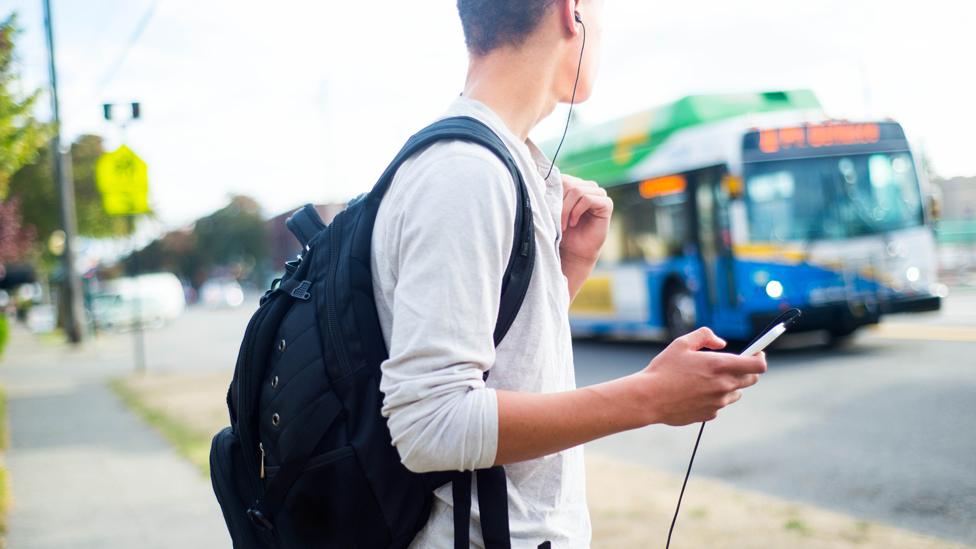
[377,147,516,473]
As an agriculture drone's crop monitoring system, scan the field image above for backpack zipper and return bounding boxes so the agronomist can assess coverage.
[326,225,353,376]
[236,302,272,498]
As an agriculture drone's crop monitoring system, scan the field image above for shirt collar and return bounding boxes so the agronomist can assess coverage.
[445,96,561,187]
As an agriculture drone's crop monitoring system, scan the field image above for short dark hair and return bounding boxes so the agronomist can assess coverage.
[456,0,556,56]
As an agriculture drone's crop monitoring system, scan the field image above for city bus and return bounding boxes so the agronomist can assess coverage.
[551,90,943,341]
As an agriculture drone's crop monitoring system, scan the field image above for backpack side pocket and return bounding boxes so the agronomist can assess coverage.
[210,427,277,549]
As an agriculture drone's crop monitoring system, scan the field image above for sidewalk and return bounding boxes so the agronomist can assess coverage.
[0,325,230,549]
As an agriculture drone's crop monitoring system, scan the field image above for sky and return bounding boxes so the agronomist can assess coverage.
[8,1,976,231]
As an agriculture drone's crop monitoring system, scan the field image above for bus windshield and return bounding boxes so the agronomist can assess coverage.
[744,152,923,242]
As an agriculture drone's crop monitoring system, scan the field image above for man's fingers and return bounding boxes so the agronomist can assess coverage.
[568,195,591,228]
[568,194,612,227]
[562,184,611,229]
[678,327,726,351]
[562,175,601,196]
[562,174,583,196]
[561,186,584,230]
[722,390,742,407]
[733,373,761,389]
[712,353,768,375]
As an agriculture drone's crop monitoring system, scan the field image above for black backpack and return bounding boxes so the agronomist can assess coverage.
[210,116,536,548]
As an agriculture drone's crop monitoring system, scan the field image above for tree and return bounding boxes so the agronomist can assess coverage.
[0,13,50,268]
[0,196,34,265]
[192,195,268,281]
[0,14,49,199]
[125,195,268,287]
[10,134,131,246]
[127,228,203,283]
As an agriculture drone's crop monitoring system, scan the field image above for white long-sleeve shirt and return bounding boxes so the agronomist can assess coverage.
[371,96,591,548]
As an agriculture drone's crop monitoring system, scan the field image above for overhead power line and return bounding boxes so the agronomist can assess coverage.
[63,0,158,119]
[92,0,158,94]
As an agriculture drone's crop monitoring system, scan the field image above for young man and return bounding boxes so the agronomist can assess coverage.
[371,0,768,546]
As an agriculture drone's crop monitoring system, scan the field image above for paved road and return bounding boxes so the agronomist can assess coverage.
[579,291,976,545]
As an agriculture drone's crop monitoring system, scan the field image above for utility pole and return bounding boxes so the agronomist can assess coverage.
[43,0,85,344]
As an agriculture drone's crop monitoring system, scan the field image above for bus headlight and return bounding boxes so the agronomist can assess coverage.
[765,280,784,299]
[905,266,920,282]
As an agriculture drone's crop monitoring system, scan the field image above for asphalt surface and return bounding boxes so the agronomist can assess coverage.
[579,291,976,545]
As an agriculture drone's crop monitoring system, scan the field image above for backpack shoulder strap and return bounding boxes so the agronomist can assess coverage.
[382,117,530,549]
[367,117,532,549]
[367,115,536,348]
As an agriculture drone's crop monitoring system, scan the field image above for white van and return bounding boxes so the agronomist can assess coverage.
[92,272,186,331]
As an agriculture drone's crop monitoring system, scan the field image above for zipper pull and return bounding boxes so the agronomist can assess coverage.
[259,442,266,479]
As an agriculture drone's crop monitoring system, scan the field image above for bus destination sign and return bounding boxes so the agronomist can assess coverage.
[742,121,908,161]
[758,123,880,154]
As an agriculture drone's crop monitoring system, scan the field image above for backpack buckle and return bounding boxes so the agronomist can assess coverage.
[247,507,275,532]
[289,280,312,301]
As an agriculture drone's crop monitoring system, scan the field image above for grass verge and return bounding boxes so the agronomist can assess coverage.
[0,386,10,541]
[114,372,972,549]
[109,378,215,476]
[0,388,8,452]
[0,464,8,536]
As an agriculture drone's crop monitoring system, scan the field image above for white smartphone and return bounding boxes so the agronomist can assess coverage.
[740,322,788,356]
[739,308,801,356]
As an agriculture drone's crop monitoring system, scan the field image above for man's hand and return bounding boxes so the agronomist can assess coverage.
[560,174,612,261]
[494,326,768,464]
[560,174,612,298]
[634,327,767,426]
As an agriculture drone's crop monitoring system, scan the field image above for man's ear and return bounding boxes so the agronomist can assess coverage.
[557,0,583,38]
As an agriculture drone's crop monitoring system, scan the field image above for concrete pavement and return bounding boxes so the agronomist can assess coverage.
[0,323,231,549]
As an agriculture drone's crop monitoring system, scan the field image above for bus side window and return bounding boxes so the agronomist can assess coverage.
[607,184,687,262]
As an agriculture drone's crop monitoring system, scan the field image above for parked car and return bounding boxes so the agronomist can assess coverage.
[26,303,57,334]
[92,272,186,331]
[199,278,246,308]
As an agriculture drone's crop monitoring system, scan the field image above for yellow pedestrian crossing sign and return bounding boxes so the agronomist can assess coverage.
[95,145,150,216]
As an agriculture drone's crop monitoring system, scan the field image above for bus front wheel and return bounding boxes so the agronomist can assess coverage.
[664,285,697,341]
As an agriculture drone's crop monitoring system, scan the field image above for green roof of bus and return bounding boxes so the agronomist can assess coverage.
[546,89,822,186]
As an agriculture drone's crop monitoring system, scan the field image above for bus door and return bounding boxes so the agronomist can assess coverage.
[691,167,738,332]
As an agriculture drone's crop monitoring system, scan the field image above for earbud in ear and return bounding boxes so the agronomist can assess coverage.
[574,11,583,24]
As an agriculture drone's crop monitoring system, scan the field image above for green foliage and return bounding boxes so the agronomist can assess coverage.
[0,315,8,360]
[0,384,7,535]
[1,13,50,270]
[0,384,7,449]
[0,14,50,199]
[0,194,34,264]
[129,195,267,286]
[0,463,8,534]
[784,518,812,536]
[9,134,132,244]
[193,195,267,270]
[5,146,56,240]
[3,14,127,268]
